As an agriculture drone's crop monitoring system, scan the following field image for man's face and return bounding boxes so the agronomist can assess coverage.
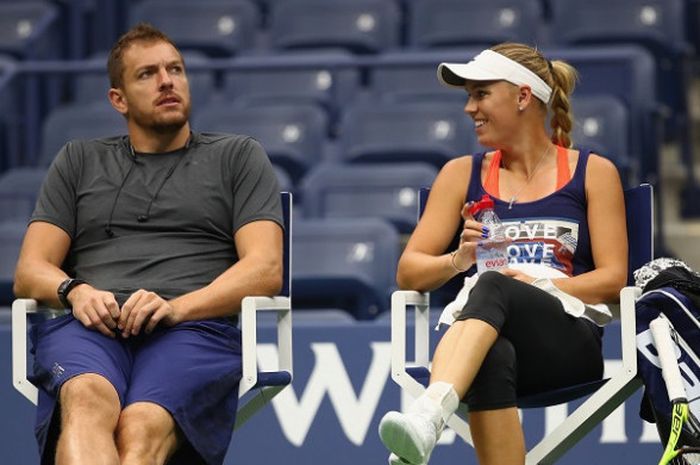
[116,40,191,133]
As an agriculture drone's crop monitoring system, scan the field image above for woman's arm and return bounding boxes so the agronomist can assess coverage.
[550,154,628,303]
[397,156,480,292]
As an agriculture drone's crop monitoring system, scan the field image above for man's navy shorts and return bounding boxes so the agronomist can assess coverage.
[29,313,242,465]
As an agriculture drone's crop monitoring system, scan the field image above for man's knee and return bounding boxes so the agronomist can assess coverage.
[116,402,179,464]
[60,374,120,426]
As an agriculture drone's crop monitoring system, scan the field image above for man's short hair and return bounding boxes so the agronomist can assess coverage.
[107,22,182,89]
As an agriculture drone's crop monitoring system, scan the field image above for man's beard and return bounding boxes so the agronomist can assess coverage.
[129,103,191,135]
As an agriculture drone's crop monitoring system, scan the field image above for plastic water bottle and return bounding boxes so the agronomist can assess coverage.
[468,194,508,274]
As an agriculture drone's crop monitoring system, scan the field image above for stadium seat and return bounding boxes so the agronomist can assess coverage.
[192,102,328,183]
[223,51,361,117]
[0,167,47,222]
[571,95,634,186]
[38,101,126,167]
[301,162,438,233]
[406,0,544,48]
[389,184,653,464]
[0,219,26,304]
[12,192,294,432]
[0,1,61,59]
[268,0,401,54]
[292,218,400,320]
[338,100,475,168]
[550,0,695,205]
[129,0,261,57]
[0,54,18,171]
[368,48,484,104]
[72,50,216,108]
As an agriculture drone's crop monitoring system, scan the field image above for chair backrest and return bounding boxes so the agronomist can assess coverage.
[551,0,687,54]
[0,1,61,59]
[39,101,126,167]
[301,162,438,233]
[571,95,633,186]
[130,0,260,57]
[292,217,399,319]
[419,183,654,286]
[280,191,292,298]
[407,0,544,48]
[339,100,475,168]
[222,51,361,115]
[268,0,401,54]
[191,102,328,183]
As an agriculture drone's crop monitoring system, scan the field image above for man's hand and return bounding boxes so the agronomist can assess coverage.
[69,284,121,338]
[119,290,181,337]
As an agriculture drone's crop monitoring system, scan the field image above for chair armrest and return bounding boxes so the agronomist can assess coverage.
[389,290,430,383]
[239,295,292,397]
[12,298,40,405]
[619,286,642,374]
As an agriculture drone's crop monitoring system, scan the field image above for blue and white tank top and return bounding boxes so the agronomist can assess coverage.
[466,149,594,277]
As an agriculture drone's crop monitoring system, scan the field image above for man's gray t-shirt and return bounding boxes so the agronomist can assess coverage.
[31,132,283,304]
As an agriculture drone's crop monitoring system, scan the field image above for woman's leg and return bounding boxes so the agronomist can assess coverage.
[429,318,498,398]
[469,408,525,465]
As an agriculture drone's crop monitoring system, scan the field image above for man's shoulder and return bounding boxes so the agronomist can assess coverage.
[66,135,126,153]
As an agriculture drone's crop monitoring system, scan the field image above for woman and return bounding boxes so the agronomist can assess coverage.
[378,43,628,465]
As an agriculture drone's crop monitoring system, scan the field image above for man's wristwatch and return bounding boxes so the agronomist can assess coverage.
[57,278,86,309]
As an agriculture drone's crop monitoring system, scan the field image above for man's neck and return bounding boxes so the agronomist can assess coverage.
[128,123,191,153]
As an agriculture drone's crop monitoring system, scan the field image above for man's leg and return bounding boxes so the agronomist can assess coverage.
[56,374,121,465]
[116,402,180,465]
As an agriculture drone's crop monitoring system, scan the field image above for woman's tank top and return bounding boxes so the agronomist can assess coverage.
[466,149,595,277]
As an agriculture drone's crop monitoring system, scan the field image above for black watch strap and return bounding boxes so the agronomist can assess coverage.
[57,278,86,309]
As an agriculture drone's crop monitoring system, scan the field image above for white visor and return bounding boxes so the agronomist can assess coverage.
[437,49,552,104]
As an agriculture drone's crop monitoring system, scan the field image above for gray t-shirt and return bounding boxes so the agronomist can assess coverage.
[32,132,283,304]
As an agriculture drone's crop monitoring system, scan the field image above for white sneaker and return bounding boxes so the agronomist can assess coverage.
[378,397,444,465]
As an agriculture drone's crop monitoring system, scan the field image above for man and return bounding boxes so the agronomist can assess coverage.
[13,23,283,465]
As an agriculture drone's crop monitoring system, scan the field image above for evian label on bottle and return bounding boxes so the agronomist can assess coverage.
[476,240,508,274]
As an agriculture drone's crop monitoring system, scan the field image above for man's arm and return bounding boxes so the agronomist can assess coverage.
[118,219,284,336]
[14,222,121,337]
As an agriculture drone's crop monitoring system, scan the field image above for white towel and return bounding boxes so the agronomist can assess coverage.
[437,263,612,329]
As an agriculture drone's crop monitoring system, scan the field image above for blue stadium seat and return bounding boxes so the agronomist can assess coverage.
[192,102,328,183]
[38,101,126,167]
[301,162,438,233]
[338,100,475,168]
[0,54,18,172]
[268,0,401,54]
[407,0,544,48]
[0,167,47,222]
[368,48,481,103]
[0,1,61,59]
[0,219,25,304]
[571,95,634,186]
[547,46,660,185]
[72,50,216,108]
[223,51,361,117]
[292,218,400,319]
[550,1,693,175]
[129,0,261,57]
[273,164,292,193]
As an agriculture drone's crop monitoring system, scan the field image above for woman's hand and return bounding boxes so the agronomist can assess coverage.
[500,268,536,284]
[451,202,488,271]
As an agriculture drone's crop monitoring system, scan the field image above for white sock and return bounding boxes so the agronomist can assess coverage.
[423,381,459,421]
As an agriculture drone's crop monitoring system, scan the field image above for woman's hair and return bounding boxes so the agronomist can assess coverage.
[490,42,578,148]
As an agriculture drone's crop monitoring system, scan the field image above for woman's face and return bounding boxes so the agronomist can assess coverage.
[463,80,521,148]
